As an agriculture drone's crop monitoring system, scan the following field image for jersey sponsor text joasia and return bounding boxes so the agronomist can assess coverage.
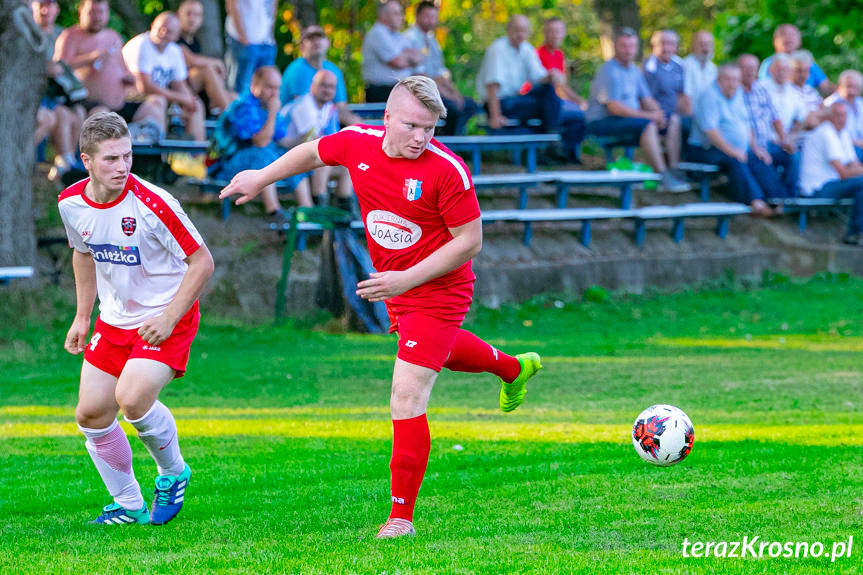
[58,175,203,329]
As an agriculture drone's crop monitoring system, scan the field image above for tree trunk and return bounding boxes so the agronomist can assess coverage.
[0,0,43,271]
[294,0,318,28]
[196,0,224,58]
[592,0,642,61]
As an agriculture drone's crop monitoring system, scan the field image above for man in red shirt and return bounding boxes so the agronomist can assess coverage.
[220,76,542,538]
[537,17,587,111]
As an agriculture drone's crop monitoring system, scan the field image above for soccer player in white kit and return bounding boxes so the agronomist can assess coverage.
[58,112,214,525]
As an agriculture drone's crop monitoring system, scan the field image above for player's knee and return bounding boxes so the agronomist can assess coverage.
[114,389,150,421]
[75,402,114,429]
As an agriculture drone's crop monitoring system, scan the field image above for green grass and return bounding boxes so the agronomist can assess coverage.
[2,274,863,573]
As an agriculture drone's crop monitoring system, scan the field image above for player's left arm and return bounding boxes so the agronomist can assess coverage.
[356,217,482,303]
[137,243,214,345]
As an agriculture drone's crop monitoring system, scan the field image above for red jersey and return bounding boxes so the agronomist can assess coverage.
[317,125,481,317]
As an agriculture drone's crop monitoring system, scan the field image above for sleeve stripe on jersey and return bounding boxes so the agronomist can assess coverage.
[342,125,385,138]
[426,142,472,191]
[131,177,201,257]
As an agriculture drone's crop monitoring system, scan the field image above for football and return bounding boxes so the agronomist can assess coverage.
[632,404,694,466]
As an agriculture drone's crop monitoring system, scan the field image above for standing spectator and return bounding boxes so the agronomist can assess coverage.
[791,50,825,115]
[799,102,863,244]
[55,0,164,137]
[476,15,583,161]
[122,12,205,141]
[361,0,423,102]
[224,0,276,95]
[211,66,312,218]
[642,29,688,174]
[687,64,784,216]
[739,54,796,196]
[758,24,834,96]
[825,71,863,158]
[33,0,84,182]
[585,28,688,191]
[404,1,477,135]
[281,25,361,126]
[682,30,717,105]
[280,70,355,211]
[177,0,235,117]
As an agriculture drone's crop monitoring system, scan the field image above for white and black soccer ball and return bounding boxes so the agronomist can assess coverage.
[632,404,694,466]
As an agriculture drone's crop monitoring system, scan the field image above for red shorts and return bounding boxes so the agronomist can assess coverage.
[83,301,201,379]
[388,308,464,372]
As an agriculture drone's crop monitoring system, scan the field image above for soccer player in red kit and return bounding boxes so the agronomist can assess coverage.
[220,76,542,538]
[59,112,214,525]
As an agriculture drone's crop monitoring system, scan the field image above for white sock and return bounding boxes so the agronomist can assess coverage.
[79,420,144,511]
[126,400,186,477]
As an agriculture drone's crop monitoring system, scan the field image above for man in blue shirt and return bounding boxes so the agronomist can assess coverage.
[281,25,361,126]
[586,28,688,192]
[758,24,834,96]
[686,64,782,216]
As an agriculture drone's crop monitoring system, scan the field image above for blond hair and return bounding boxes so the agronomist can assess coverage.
[79,112,130,155]
[388,75,447,119]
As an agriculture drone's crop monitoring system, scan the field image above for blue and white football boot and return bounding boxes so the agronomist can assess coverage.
[90,502,150,525]
[150,464,191,525]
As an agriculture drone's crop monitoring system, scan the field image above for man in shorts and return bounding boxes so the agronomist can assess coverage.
[219,76,542,539]
[58,112,214,525]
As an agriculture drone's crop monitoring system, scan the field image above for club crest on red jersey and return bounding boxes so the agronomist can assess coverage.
[121,217,137,237]
[402,178,422,202]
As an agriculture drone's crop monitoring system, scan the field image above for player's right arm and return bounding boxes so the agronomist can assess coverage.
[64,250,97,355]
[219,139,326,205]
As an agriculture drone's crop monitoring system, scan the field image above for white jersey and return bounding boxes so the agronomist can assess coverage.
[58,175,204,329]
[122,33,188,89]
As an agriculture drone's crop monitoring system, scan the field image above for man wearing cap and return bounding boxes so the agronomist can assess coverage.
[281,25,361,126]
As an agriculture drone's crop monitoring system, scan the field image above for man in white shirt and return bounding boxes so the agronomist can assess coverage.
[280,70,354,209]
[824,70,863,160]
[361,0,423,102]
[799,102,863,244]
[791,50,825,115]
[682,30,718,105]
[476,15,583,160]
[122,12,205,139]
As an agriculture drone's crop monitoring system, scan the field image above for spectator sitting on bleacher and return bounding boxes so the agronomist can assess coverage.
[33,0,84,183]
[585,28,689,191]
[281,25,361,126]
[224,0,276,95]
[211,66,311,221]
[799,102,863,245]
[759,24,834,96]
[361,0,423,103]
[122,12,205,141]
[536,17,588,112]
[824,71,863,160]
[686,64,783,217]
[476,15,582,161]
[763,53,819,140]
[280,70,355,212]
[177,0,236,118]
[739,54,797,196]
[404,1,477,135]
[55,0,163,142]
[682,30,717,105]
[791,50,825,115]
[643,29,689,176]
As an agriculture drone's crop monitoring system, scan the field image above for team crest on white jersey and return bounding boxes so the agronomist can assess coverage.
[403,178,422,201]
[365,210,422,250]
[121,217,136,237]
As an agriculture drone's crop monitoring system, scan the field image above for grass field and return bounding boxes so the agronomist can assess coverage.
[2,274,863,574]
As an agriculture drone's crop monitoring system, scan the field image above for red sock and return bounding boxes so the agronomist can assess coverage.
[443,329,522,383]
[388,414,431,522]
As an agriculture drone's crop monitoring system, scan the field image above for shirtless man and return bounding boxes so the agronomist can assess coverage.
[55,0,163,131]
